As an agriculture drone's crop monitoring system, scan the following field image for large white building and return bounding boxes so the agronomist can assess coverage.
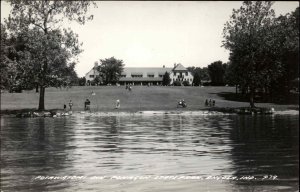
[84,63,193,86]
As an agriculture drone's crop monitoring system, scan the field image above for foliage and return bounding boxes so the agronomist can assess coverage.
[222,1,293,107]
[207,61,227,86]
[198,67,210,81]
[97,57,124,85]
[93,75,102,86]
[67,68,80,86]
[173,81,182,86]
[2,0,96,110]
[224,61,241,88]
[269,7,299,98]
[192,73,201,86]
[187,66,210,86]
[162,72,171,86]
[78,77,86,86]
[182,80,190,86]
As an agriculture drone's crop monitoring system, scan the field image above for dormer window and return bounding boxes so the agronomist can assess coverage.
[132,75,142,78]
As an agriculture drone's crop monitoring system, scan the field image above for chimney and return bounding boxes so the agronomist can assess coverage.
[163,65,165,68]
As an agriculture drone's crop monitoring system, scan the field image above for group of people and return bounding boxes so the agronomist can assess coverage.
[64,98,121,111]
[177,99,187,108]
[63,99,90,111]
[125,85,132,91]
[205,99,215,107]
[64,100,73,111]
[63,88,217,111]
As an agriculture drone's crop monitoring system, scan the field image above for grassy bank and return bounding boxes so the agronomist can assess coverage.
[1,86,298,113]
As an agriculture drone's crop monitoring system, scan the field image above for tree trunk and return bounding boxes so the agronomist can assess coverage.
[36,84,39,93]
[235,84,238,94]
[249,87,255,108]
[38,86,45,110]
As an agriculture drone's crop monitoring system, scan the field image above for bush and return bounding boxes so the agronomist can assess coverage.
[182,80,190,86]
[203,82,211,86]
[78,77,86,86]
[173,81,182,86]
[9,86,23,93]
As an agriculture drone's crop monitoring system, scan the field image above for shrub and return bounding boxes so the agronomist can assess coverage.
[182,80,190,86]
[173,81,182,86]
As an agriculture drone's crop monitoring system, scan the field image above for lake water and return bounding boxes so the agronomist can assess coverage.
[1,112,299,192]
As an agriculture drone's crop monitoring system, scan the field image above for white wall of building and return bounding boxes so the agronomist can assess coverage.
[84,64,194,85]
[85,68,99,82]
[169,71,193,85]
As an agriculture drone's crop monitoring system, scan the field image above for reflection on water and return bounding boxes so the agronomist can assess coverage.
[1,114,298,192]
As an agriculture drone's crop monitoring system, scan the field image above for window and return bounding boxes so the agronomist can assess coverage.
[89,75,94,78]
[121,75,126,77]
[159,75,163,78]
[131,75,142,78]
[148,75,154,78]
[185,72,188,76]
[174,72,176,75]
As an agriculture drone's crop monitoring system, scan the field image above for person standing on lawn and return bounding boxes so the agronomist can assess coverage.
[205,99,208,106]
[84,99,91,111]
[115,99,120,109]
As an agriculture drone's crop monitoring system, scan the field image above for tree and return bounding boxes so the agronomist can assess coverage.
[269,7,299,100]
[187,66,196,75]
[3,1,96,110]
[0,23,33,92]
[207,61,227,86]
[223,1,283,107]
[78,77,86,86]
[192,73,201,86]
[198,67,210,82]
[93,75,102,86]
[97,57,124,85]
[162,72,171,86]
[187,66,210,85]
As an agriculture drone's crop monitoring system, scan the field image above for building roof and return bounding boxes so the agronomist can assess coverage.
[173,64,187,71]
[84,67,98,76]
[122,67,172,75]
[119,77,163,82]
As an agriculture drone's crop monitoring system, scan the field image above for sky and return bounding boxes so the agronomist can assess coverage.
[1,1,299,77]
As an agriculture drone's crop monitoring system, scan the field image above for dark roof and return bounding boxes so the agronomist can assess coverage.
[122,67,172,75]
[119,77,163,82]
[173,64,187,71]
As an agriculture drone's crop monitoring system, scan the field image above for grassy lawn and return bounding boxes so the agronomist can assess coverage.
[1,86,298,112]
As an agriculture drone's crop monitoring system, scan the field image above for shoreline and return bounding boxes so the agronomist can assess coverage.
[1,106,298,118]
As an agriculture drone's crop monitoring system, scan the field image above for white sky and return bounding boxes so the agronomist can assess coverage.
[1,1,298,77]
